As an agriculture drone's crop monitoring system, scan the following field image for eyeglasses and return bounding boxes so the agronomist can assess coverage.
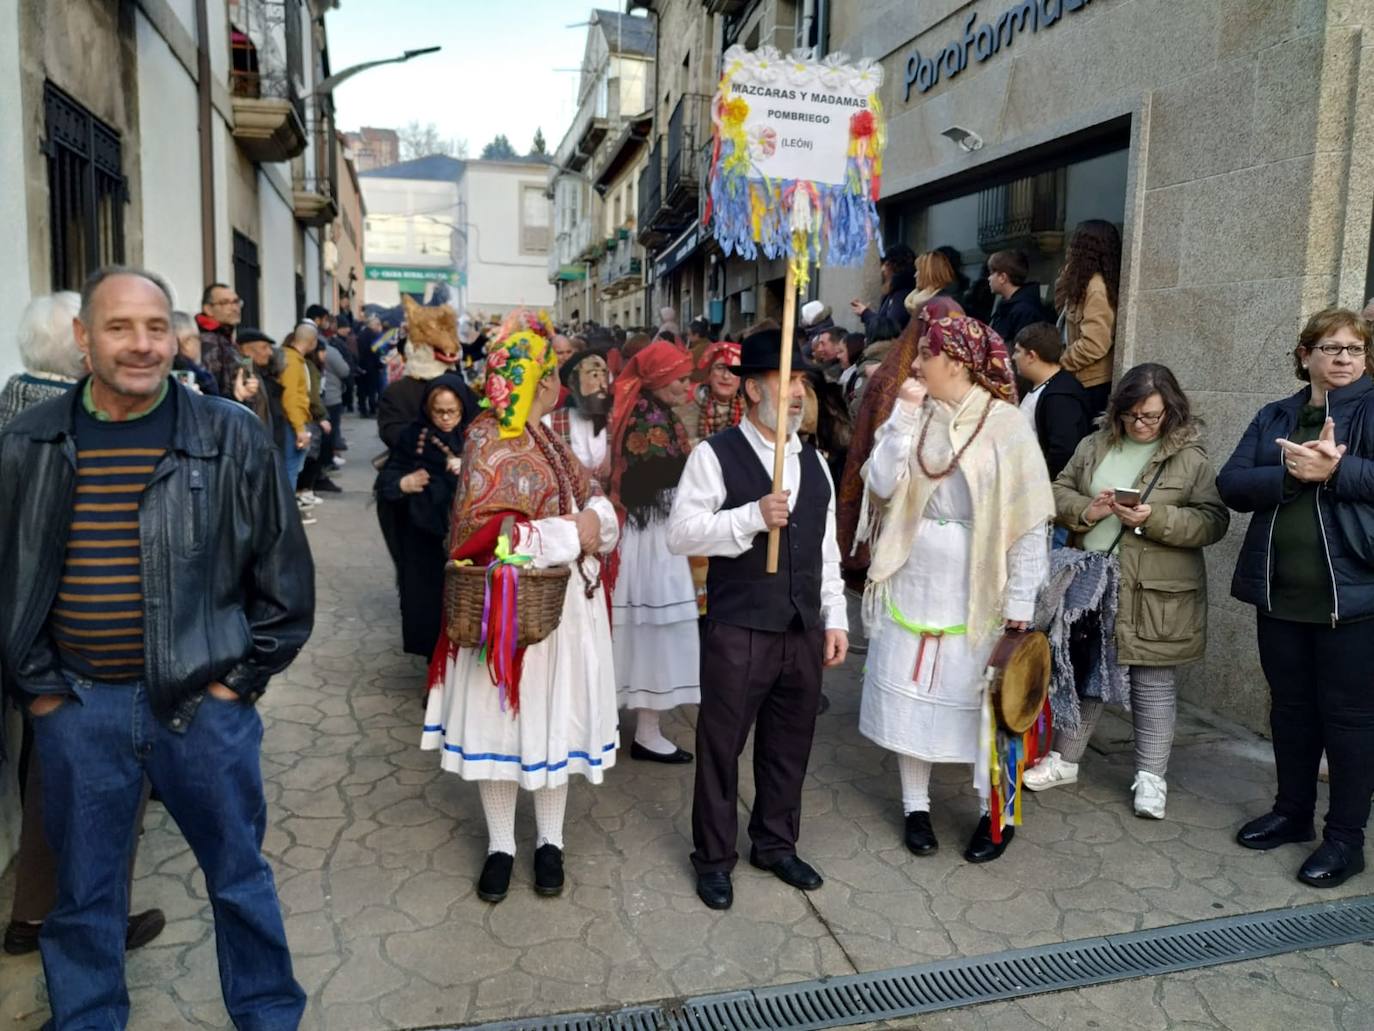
[710,363,738,376]
[1121,410,1165,426]
[1313,343,1367,358]
[212,297,243,307]
[431,407,462,419]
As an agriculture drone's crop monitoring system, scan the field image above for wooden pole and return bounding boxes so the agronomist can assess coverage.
[766,261,799,574]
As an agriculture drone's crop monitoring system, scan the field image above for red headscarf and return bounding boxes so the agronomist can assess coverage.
[609,340,694,506]
[698,341,742,371]
[924,316,1018,405]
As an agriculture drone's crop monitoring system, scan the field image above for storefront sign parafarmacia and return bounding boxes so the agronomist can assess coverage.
[904,0,1094,99]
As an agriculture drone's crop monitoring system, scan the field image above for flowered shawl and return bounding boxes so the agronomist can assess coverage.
[609,341,693,526]
[836,296,964,574]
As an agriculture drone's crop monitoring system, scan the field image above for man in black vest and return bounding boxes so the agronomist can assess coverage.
[667,329,849,910]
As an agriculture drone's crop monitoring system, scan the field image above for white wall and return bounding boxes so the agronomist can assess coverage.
[213,121,235,281]
[463,165,556,313]
[0,0,32,381]
[303,229,321,307]
[259,173,297,335]
[136,9,203,310]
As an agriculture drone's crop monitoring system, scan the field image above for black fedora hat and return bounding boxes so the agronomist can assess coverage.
[734,329,816,375]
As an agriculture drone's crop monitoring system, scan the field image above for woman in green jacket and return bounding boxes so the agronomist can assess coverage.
[1024,363,1230,818]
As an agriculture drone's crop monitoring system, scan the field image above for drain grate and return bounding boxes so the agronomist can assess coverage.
[450,895,1374,1031]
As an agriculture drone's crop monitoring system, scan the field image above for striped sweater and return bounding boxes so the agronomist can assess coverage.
[50,388,174,680]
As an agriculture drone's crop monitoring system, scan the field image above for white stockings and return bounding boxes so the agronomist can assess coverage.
[477,780,569,854]
[896,755,990,815]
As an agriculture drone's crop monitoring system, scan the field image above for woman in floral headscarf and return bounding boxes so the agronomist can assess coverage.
[695,340,745,445]
[855,316,1053,866]
[421,311,621,905]
[608,340,700,762]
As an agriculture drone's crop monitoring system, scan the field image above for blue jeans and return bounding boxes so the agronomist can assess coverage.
[283,423,306,490]
[31,675,305,1030]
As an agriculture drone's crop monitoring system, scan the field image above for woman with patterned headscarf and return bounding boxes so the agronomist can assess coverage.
[421,312,621,905]
[608,340,700,762]
[837,296,965,587]
[855,316,1053,866]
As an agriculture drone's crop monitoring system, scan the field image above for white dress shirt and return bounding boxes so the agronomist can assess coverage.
[666,414,849,632]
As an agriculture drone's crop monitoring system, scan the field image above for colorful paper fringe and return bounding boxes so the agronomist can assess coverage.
[478,533,533,714]
[704,46,887,292]
[987,699,1053,844]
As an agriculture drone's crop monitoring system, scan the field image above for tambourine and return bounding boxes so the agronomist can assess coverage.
[985,629,1051,734]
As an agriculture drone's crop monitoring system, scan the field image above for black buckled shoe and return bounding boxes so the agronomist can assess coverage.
[630,741,693,764]
[3,921,41,956]
[1236,811,1317,851]
[1297,840,1365,889]
[749,850,823,890]
[696,871,733,910]
[477,852,514,903]
[125,909,166,951]
[534,844,565,897]
[904,812,938,856]
[963,816,1014,864]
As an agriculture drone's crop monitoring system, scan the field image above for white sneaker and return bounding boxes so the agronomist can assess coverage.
[331,456,346,469]
[1023,751,1079,791]
[299,492,323,506]
[1132,771,1167,819]
[299,511,317,526]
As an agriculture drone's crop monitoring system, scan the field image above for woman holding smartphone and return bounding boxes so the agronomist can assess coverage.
[1025,364,1229,819]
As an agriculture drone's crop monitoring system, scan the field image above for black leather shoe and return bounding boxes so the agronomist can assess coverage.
[1236,810,1317,851]
[534,844,565,897]
[817,693,831,715]
[963,816,1014,864]
[1298,840,1365,888]
[477,852,514,903]
[125,909,166,951]
[313,477,343,493]
[3,921,40,956]
[749,850,823,890]
[696,871,733,910]
[904,812,938,856]
[630,740,693,764]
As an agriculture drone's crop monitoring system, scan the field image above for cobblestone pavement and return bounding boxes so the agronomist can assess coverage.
[2,413,1372,1030]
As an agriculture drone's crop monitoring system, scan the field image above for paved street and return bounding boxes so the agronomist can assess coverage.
[2,413,1372,1031]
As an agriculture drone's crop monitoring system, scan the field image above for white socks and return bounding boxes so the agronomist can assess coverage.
[478,781,518,855]
[898,755,932,815]
[633,708,678,755]
[534,783,568,849]
[897,755,992,817]
[477,780,570,853]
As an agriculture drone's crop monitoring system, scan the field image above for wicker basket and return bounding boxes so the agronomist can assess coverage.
[444,517,570,649]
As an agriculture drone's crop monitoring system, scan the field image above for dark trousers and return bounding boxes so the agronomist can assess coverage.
[1257,612,1374,847]
[325,402,344,452]
[357,371,380,416]
[33,674,304,1029]
[691,619,824,875]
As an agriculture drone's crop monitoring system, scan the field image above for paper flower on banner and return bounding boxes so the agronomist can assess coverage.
[750,45,782,84]
[818,51,851,90]
[749,126,778,160]
[784,49,817,87]
[850,57,884,96]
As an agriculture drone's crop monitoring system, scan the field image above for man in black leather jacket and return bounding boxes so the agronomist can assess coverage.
[0,266,312,1029]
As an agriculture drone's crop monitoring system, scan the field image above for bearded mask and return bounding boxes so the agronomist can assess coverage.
[562,352,610,417]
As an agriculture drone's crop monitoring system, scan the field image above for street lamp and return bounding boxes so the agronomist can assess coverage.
[313,46,442,95]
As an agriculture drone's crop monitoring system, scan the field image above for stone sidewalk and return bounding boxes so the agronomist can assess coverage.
[2,413,1371,1030]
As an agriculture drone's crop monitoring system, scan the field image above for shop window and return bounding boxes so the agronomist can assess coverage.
[43,82,126,290]
[232,231,261,330]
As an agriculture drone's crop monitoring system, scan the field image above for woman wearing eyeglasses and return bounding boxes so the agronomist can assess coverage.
[1218,307,1374,889]
[1026,364,1229,819]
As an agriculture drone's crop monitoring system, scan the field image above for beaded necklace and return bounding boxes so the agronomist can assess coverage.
[531,423,598,598]
[915,392,994,480]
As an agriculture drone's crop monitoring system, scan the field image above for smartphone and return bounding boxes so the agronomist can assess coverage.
[1114,488,1142,507]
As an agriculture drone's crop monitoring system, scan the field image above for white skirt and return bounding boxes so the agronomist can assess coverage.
[612,515,701,711]
[859,518,995,767]
[421,559,619,790]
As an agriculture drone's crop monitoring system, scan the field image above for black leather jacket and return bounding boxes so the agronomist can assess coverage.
[0,380,314,722]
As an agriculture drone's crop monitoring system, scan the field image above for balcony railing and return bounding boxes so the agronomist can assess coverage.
[228,0,307,162]
[637,140,664,243]
[977,169,1067,253]
[666,93,711,209]
[600,237,642,290]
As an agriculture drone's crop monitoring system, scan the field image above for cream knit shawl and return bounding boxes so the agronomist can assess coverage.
[859,385,1054,646]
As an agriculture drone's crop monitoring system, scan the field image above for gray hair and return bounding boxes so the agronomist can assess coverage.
[78,265,174,324]
[171,310,198,339]
[17,291,85,379]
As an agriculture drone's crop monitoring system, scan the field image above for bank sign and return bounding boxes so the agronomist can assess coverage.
[904,0,1095,100]
[364,265,460,284]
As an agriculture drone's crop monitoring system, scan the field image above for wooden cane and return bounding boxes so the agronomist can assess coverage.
[766,261,799,574]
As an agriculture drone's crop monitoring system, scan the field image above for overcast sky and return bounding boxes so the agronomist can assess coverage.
[325,0,613,157]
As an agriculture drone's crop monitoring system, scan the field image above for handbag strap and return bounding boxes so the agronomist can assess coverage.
[1107,458,1167,554]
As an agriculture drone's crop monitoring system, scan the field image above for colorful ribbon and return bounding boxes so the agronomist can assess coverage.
[478,533,533,714]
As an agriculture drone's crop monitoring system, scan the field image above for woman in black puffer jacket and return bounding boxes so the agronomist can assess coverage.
[1218,307,1374,891]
